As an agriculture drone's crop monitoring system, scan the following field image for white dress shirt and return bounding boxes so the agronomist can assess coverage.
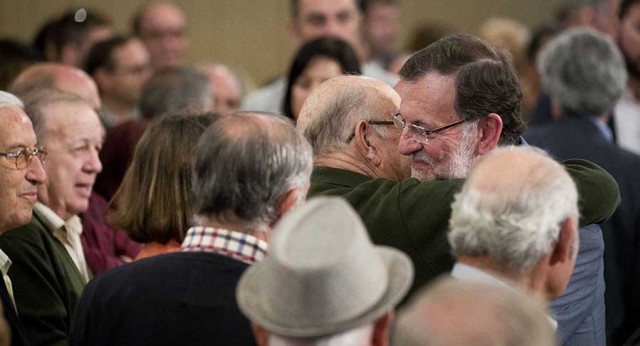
[34,203,91,283]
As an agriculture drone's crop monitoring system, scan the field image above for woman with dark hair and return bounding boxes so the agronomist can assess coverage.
[283,37,361,120]
[108,112,217,260]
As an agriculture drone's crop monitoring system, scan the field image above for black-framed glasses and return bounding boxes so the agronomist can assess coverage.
[0,147,47,169]
[345,120,395,143]
[392,113,467,144]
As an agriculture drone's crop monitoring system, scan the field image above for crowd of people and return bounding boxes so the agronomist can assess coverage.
[0,0,639,345]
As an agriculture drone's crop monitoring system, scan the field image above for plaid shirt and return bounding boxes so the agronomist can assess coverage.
[181,226,268,264]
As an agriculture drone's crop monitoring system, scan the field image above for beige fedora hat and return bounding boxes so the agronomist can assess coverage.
[236,197,414,338]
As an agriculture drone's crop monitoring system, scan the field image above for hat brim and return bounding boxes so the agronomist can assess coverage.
[237,245,414,338]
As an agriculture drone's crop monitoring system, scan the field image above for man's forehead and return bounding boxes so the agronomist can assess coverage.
[299,0,358,16]
[0,107,36,147]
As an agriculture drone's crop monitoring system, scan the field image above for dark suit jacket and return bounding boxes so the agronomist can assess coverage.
[0,212,85,346]
[69,252,257,346]
[526,113,640,345]
[0,277,29,346]
[308,160,619,302]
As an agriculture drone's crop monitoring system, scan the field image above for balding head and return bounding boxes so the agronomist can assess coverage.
[198,63,243,115]
[9,63,101,110]
[194,111,313,230]
[448,146,579,299]
[298,75,398,155]
[395,278,555,346]
[297,75,408,180]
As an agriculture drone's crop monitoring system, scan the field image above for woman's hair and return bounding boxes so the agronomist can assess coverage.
[109,113,217,244]
[282,37,361,120]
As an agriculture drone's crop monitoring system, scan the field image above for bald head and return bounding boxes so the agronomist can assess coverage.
[9,63,101,110]
[395,278,555,346]
[198,64,243,116]
[133,1,187,68]
[297,75,400,155]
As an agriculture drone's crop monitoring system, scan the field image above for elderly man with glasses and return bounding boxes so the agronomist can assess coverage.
[299,61,619,338]
[0,90,104,346]
[0,91,47,346]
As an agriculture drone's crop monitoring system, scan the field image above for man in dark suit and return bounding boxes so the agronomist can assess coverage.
[69,112,314,346]
[525,28,640,345]
[0,91,47,346]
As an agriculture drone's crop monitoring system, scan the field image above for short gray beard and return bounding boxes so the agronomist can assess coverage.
[411,123,477,180]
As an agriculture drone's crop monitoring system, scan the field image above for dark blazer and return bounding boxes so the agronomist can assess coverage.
[69,252,257,346]
[0,276,29,346]
[308,160,619,302]
[0,212,85,346]
[526,113,640,345]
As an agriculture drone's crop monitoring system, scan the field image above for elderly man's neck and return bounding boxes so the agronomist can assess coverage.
[457,256,549,302]
[195,215,271,244]
[315,151,388,179]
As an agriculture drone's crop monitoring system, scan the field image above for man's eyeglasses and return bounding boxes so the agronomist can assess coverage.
[0,147,47,169]
[392,113,467,144]
[346,120,395,143]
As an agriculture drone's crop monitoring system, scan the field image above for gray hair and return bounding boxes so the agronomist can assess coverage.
[193,111,313,229]
[394,277,555,346]
[448,146,579,275]
[22,90,91,143]
[0,91,24,108]
[298,76,392,156]
[139,67,212,120]
[269,324,373,346]
[538,27,627,116]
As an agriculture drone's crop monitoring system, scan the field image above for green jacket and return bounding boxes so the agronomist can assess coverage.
[308,159,620,301]
[0,212,85,346]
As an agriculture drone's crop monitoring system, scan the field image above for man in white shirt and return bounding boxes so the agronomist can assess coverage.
[0,90,104,346]
[0,91,47,346]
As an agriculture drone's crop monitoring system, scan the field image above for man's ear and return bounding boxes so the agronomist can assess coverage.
[251,324,270,346]
[353,121,382,166]
[273,186,305,226]
[550,217,577,265]
[371,311,393,346]
[476,113,502,156]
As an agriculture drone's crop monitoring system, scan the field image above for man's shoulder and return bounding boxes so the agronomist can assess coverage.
[92,252,248,287]
[0,215,50,247]
[241,78,286,113]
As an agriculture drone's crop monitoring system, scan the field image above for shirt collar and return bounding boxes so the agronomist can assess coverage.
[0,250,11,277]
[33,202,82,235]
[181,226,268,264]
[451,262,557,330]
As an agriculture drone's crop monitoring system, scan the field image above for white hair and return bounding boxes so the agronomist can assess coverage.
[269,324,373,346]
[538,27,627,116]
[0,91,24,108]
[448,146,579,274]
